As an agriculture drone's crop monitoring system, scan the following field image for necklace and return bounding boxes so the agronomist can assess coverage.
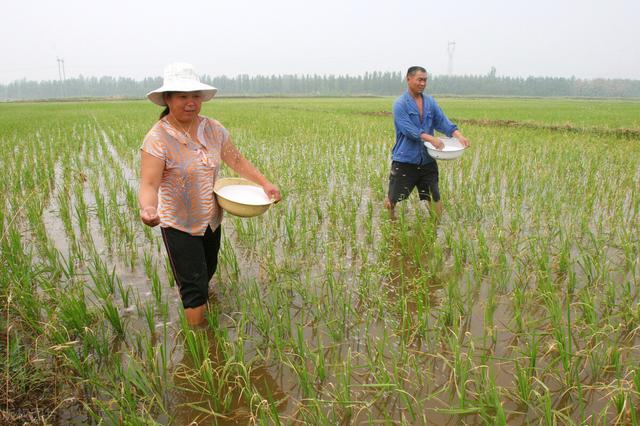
[169,115,195,140]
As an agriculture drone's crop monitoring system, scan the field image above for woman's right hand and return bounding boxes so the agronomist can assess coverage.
[140,206,160,227]
[262,181,282,204]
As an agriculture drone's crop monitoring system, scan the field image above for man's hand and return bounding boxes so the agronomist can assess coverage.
[140,206,160,227]
[421,133,444,150]
[457,135,470,148]
[420,133,444,151]
[452,130,470,148]
[431,137,445,150]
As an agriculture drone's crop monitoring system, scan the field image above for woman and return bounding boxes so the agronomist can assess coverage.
[138,63,281,326]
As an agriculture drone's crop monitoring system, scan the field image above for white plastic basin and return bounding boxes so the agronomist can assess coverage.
[424,137,467,160]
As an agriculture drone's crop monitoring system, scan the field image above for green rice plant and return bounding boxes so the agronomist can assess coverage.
[87,254,118,300]
[73,181,91,241]
[50,330,94,380]
[101,298,125,337]
[542,289,573,380]
[2,98,640,424]
[540,385,554,426]
[124,183,138,212]
[287,352,315,399]
[140,301,156,336]
[142,220,155,245]
[314,332,327,383]
[219,235,240,283]
[335,347,354,419]
[55,186,75,242]
[116,279,131,310]
[514,332,540,405]
[447,332,471,409]
[587,339,608,383]
[25,196,48,249]
[512,284,526,334]
[92,179,112,250]
[609,345,623,378]
[578,288,598,329]
[85,356,168,424]
[149,264,163,306]
[56,286,94,335]
[484,280,498,342]
[164,256,176,288]
[514,358,532,405]
[181,325,209,368]
[439,276,463,330]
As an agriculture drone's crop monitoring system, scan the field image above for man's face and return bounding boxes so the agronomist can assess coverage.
[407,71,427,95]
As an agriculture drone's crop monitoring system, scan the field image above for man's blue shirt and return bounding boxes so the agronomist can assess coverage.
[391,91,458,165]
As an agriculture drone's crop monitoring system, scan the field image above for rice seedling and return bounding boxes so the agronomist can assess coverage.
[1,97,639,424]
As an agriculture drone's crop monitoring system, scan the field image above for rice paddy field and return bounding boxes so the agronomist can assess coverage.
[1,96,640,425]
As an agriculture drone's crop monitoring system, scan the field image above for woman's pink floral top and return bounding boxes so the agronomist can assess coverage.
[141,116,229,236]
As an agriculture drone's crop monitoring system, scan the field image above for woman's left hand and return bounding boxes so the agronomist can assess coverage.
[263,182,282,203]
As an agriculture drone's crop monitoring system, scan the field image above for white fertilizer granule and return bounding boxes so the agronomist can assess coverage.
[216,185,271,205]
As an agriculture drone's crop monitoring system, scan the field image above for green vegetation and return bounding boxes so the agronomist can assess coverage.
[3,71,640,100]
[1,97,639,425]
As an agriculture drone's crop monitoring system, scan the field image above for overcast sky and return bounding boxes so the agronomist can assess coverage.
[1,0,639,84]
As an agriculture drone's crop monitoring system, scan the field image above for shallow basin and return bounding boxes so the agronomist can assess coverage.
[214,178,273,218]
[424,137,467,160]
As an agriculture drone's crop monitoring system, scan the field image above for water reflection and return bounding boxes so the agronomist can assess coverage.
[384,211,445,310]
[170,327,287,425]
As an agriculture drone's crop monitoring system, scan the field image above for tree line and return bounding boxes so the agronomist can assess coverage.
[2,71,639,100]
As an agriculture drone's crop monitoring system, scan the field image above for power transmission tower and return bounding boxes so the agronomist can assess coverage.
[56,57,63,82]
[56,57,66,97]
[447,41,456,75]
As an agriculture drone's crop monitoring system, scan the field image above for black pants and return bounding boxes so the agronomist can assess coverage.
[161,225,222,309]
[387,160,440,203]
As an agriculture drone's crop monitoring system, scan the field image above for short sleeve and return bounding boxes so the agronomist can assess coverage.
[140,127,167,161]
[220,125,230,148]
[208,118,230,148]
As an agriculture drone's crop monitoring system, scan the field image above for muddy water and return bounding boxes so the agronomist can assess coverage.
[220,198,634,424]
[35,125,637,424]
[36,127,300,423]
[170,334,293,425]
[44,195,633,426]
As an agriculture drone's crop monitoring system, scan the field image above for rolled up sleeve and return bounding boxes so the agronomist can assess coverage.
[431,100,458,137]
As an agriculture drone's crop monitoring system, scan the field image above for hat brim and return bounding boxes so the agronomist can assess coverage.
[146,79,218,106]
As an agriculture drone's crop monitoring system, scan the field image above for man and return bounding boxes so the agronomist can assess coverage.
[384,66,469,219]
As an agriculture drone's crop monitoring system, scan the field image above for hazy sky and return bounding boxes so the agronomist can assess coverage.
[1,0,639,84]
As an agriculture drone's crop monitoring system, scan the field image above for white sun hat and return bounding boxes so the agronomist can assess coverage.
[146,62,218,106]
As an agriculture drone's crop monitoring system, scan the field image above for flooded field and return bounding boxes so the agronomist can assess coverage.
[1,97,640,425]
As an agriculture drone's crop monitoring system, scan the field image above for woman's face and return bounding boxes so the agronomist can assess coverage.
[165,91,203,123]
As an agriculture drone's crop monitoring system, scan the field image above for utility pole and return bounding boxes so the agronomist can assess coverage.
[447,41,456,76]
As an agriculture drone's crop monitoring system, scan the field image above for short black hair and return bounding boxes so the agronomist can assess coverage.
[407,66,427,77]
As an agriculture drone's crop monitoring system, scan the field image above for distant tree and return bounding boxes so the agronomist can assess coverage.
[1,72,639,100]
